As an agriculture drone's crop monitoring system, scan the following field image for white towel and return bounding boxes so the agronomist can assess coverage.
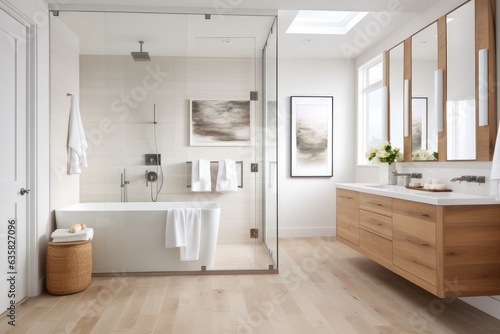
[216,159,238,192]
[490,122,500,200]
[180,208,201,261]
[191,159,211,192]
[51,227,94,243]
[67,95,88,175]
[165,208,201,261]
[165,209,186,248]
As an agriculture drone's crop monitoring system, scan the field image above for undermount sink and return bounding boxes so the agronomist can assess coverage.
[361,184,395,189]
[337,183,496,205]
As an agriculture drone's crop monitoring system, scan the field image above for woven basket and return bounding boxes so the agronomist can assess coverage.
[46,240,92,295]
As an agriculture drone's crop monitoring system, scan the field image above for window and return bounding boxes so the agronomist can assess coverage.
[286,11,368,35]
[358,55,385,164]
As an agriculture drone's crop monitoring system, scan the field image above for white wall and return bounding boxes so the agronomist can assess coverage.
[50,18,80,211]
[278,58,356,237]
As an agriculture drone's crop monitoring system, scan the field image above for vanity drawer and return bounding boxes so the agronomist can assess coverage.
[360,229,392,264]
[360,209,392,240]
[392,199,436,224]
[393,200,437,286]
[359,193,392,217]
[336,189,359,245]
[337,213,359,245]
[337,189,359,210]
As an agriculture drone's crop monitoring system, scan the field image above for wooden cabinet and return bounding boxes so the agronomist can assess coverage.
[336,189,500,298]
[358,193,393,265]
[336,189,359,245]
[393,199,437,286]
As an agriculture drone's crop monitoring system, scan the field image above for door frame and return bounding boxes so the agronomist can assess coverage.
[0,1,40,297]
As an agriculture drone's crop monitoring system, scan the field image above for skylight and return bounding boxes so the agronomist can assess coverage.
[286,10,369,35]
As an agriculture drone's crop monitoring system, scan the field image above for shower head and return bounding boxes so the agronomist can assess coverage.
[131,41,151,61]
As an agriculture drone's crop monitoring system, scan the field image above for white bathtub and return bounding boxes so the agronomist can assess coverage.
[55,202,221,273]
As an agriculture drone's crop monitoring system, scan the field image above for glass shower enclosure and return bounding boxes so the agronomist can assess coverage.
[49,10,278,273]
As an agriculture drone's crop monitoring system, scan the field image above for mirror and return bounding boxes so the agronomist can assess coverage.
[411,22,438,161]
[446,1,476,160]
[389,43,404,155]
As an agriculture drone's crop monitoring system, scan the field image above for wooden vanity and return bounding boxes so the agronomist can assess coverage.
[336,186,500,298]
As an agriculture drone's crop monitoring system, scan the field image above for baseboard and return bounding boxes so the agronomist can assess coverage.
[278,227,335,238]
[460,296,500,320]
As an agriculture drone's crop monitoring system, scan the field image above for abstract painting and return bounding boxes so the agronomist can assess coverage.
[291,96,333,177]
[190,100,252,146]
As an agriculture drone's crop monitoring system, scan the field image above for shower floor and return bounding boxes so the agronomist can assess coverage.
[213,242,275,270]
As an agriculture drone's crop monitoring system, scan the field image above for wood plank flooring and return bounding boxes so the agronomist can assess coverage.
[1,237,499,333]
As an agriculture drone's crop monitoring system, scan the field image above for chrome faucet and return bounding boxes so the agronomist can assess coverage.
[120,168,130,202]
[392,171,422,186]
[451,175,486,184]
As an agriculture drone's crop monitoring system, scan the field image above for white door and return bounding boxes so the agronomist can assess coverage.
[0,8,28,316]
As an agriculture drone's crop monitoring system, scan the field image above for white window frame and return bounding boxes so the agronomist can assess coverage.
[357,54,385,165]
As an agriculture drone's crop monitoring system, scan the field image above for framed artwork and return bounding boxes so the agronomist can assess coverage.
[290,96,333,177]
[190,99,252,146]
[411,97,428,152]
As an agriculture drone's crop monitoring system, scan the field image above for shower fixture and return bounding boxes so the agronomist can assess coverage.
[131,41,151,61]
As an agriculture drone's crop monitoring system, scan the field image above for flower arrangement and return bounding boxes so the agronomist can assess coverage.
[366,141,403,165]
[412,149,437,161]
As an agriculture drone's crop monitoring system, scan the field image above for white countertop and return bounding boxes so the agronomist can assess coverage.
[336,183,499,206]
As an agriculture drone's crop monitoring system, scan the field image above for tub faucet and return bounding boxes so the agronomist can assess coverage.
[121,168,130,202]
[392,171,422,186]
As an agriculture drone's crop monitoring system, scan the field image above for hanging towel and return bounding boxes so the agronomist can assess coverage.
[165,208,201,261]
[490,123,500,200]
[179,208,201,261]
[216,159,238,192]
[191,159,211,192]
[67,95,88,175]
[165,208,186,248]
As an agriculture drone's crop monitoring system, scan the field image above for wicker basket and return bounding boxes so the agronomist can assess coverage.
[46,240,92,295]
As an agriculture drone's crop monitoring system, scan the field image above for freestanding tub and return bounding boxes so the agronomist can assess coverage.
[54,202,221,273]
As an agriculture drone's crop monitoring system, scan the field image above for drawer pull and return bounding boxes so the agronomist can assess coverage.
[404,237,430,247]
[404,210,430,218]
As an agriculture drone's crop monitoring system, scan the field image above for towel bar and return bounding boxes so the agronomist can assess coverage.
[186,161,243,189]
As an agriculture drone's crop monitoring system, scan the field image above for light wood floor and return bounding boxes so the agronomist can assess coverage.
[1,237,499,333]
[213,243,274,270]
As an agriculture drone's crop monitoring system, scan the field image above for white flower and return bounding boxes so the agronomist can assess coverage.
[412,149,436,161]
[366,141,402,164]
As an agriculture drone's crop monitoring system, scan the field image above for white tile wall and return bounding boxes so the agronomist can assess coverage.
[50,19,80,211]
[79,55,264,244]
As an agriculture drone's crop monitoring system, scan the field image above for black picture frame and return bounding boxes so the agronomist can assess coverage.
[290,96,333,177]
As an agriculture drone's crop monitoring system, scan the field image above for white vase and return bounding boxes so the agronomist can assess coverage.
[379,163,397,185]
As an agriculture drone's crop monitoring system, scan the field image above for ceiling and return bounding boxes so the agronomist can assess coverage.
[48,0,441,59]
